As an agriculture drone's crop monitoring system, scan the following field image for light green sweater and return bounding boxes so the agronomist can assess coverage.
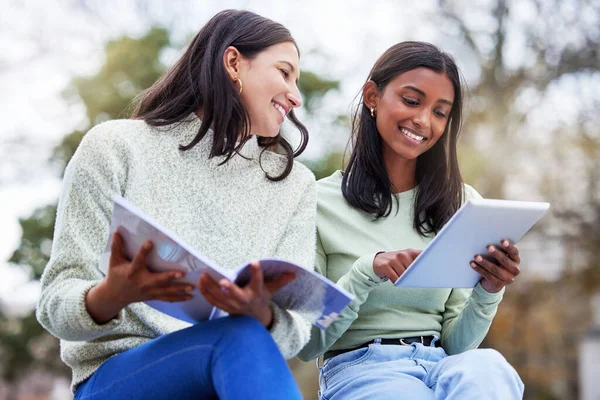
[298,171,504,361]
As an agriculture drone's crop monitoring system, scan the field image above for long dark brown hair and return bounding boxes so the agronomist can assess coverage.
[133,9,308,181]
[342,41,465,236]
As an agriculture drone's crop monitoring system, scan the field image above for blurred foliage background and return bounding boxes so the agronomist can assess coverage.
[1,0,599,399]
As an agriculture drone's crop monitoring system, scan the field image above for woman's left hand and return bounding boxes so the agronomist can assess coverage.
[470,239,521,293]
[198,262,295,328]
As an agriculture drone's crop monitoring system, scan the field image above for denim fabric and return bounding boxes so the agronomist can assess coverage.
[75,316,302,400]
[318,339,524,400]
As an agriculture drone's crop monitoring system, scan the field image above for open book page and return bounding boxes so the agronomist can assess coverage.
[99,195,354,329]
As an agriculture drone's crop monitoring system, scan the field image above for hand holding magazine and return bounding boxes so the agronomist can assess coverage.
[99,195,353,330]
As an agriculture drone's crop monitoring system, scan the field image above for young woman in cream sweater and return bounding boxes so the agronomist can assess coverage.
[38,10,316,400]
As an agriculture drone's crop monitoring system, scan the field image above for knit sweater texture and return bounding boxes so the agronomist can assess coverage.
[36,115,317,392]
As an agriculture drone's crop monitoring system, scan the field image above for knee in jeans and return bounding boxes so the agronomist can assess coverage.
[477,349,509,368]
[232,315,267,335]
[437,349,524,396]
[222,316,274,350]
[465,349,518,377]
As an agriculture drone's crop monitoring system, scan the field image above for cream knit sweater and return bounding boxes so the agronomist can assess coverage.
[36,115,316,392]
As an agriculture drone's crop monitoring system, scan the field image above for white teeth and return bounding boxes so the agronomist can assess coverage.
[272,102,286,119]
[401,128,425,141]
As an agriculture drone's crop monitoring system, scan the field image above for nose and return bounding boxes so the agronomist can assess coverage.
[412,108,431,130]
[287,86,302,109]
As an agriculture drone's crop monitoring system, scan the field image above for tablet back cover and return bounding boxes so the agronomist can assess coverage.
[394,199,549,288]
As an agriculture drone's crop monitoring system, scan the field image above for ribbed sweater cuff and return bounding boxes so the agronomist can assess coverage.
[353,252,388,286]
[65,281,124,338]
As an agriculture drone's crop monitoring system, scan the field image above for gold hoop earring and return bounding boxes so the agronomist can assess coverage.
[370,107,376,118]
[237,78,243,95]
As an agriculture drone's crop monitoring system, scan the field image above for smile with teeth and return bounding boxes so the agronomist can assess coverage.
[272,102,286,120]
[400,127,426,142]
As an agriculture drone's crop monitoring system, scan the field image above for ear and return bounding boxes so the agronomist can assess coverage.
[362,80,380,110]
[223,46,242,81]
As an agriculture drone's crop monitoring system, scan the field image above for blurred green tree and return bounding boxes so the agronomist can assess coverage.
[9,26,172,278]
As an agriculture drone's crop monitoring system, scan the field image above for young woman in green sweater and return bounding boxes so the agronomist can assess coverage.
[299,41,524,399]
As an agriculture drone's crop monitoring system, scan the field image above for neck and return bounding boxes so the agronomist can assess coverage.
[382,149,416,194]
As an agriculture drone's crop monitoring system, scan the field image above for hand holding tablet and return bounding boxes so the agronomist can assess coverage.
[393,199,550,289]
[470,239,521,293]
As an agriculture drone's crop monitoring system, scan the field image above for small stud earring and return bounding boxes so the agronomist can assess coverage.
[370,107,376,118]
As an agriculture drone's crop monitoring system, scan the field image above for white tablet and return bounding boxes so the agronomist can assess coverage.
[394,198,550,288]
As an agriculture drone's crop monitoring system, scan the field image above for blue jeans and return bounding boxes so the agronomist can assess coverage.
[75,316,302,400]
[318,339,524,400]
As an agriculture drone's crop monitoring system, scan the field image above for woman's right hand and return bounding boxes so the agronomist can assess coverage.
[373,249,422,282]
[86,232,194,324]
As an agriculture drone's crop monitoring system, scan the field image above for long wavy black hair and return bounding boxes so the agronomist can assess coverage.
[342,41,465,236]
[133,9,308,181]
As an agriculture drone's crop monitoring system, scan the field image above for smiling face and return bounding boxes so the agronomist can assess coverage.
[365,67,455,165]
[225,41,302,138]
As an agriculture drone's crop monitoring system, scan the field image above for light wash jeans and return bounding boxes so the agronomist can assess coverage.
[75,316,302,400]
[318,338,524,400]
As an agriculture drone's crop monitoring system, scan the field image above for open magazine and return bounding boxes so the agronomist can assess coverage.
[98,195,353,330]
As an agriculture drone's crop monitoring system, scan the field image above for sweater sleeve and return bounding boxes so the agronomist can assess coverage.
[267,176,318,359]
[36,124,130,341]
[440,283,504,354]
[297,241,385,361]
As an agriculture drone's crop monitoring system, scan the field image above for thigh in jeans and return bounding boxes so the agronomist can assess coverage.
[319,344,436,400]
[75,316,301,400]
[74,344,216,400]
[319,346,375,400]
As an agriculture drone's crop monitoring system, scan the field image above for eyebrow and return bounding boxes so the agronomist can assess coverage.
[279,61,300,82]
[404,85,453,107]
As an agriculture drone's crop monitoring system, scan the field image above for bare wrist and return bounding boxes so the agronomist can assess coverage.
[259,304,274,329]
[373,251,386,277]
[86,280,126,325]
